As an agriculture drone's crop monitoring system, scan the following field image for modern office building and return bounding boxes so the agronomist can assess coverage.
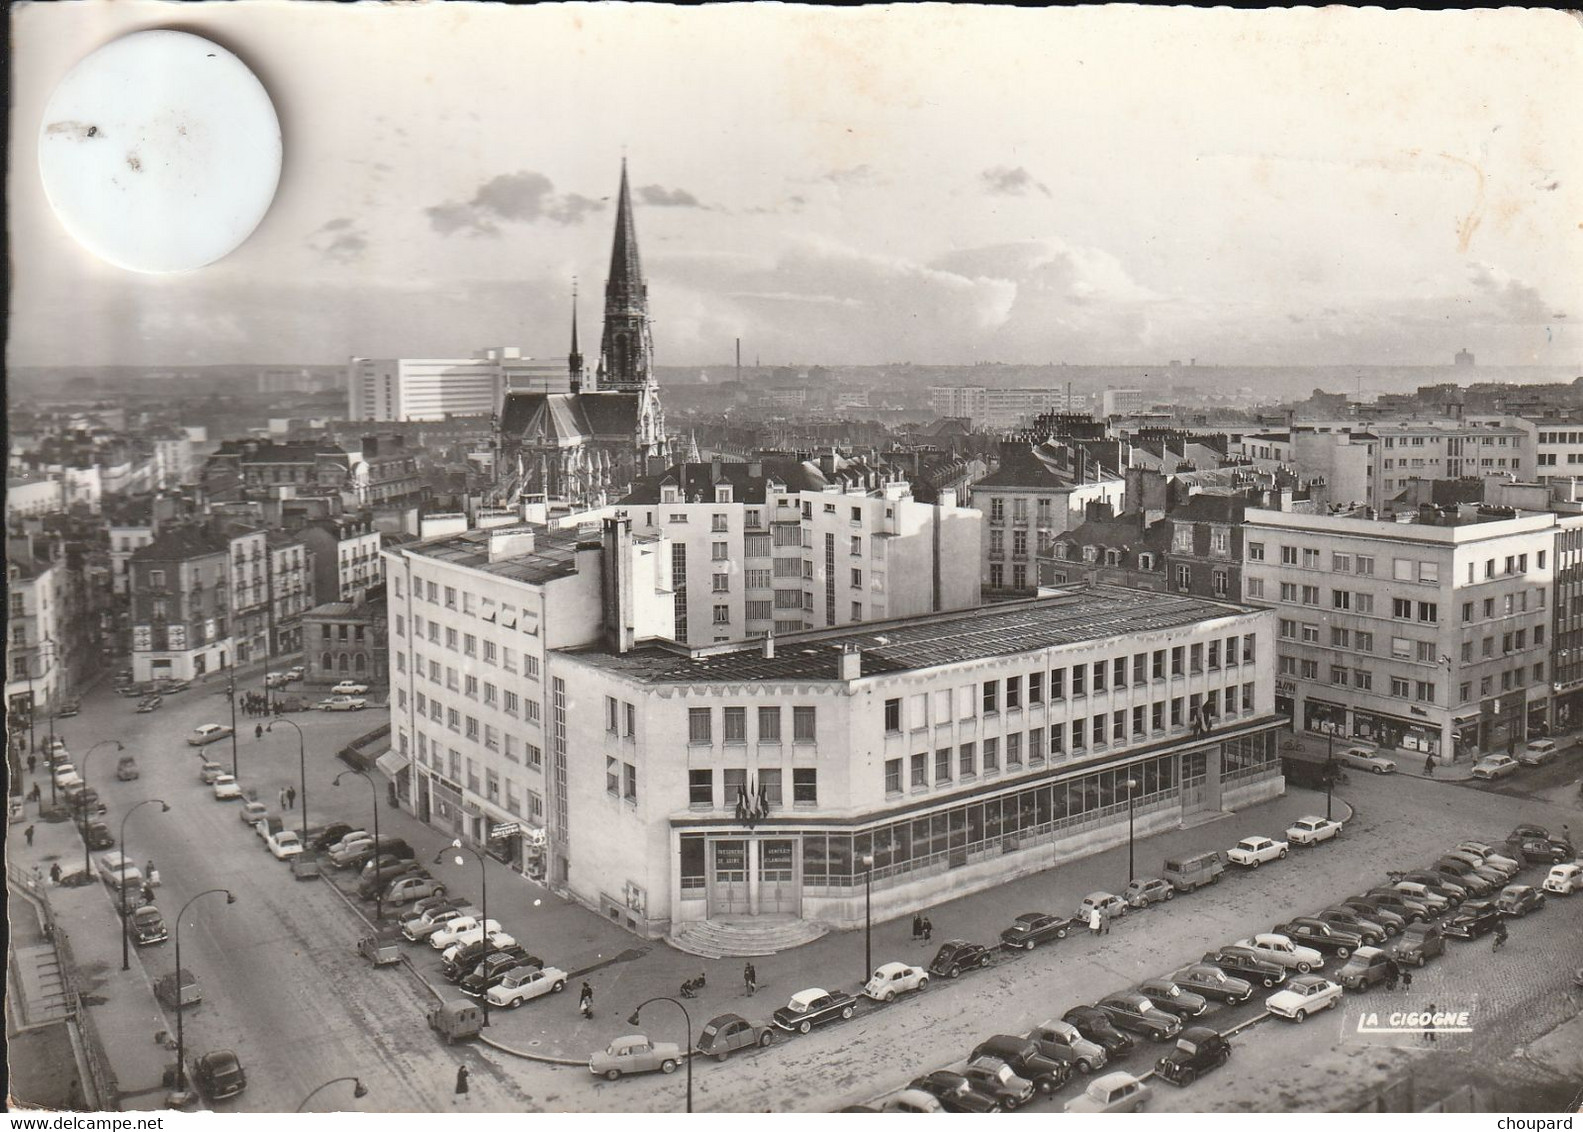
[929,387,1085,430]
[1367,421,1529,507]
[347,347,567,423]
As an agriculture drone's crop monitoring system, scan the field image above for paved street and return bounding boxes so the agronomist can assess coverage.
[12,674,1582,1113]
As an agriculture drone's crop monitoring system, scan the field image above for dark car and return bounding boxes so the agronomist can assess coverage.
[1400,872,1468,905]
[1494,884,1546,917]
[962,1058,1035,1111]
[1441,900,1504,940]
[445,943,534,984]
[771,988,857,1033]
[459,951,537,998]
[1154,1025,1231,1087]
[1508,823,1553,842]
[1095,992,1183,1041]
[55,699,81,718]
[1201,947,1288,988]
[696,1014,777,1062]
[969,1035,1070,1095]
[1432,860,1496,896]
[1363,889,1431,923]
[999,912,1074,951]
[1337,946,1394,990]
[1516,835,1575,865]
[928,939,992,979]
[191,1049,247,1101]
[1135,978,1209,1019]
[127,904,168,946]
[1391,922,1445,967]
[1061,1005,1137,1056]
[81,820,115,850]
[359,862,427,900]
[908,1070,1000,1113]
[1273,918,1362,958]
[1314,906,1388,943]
[1172,963,1253,1004]
[1337,898,1407,935]
[310,823,355,852]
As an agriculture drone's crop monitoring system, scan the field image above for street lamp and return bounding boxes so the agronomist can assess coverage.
[266,718,308,843]
[861,853,874,985]
[295,1076,368,1112]
[1324,731,1336,822]
[628,997,692,1113]
[226,674,240,777]
[1125,778,1139,884]
[79,740,124,880]
[433,839,489,1024]
[335,769,383,921]
[120,798,170,971]
[172,888,236,1096]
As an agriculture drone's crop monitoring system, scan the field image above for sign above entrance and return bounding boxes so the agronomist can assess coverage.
[489,822,520,840]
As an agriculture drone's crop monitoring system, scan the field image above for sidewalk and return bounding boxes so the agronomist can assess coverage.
[1281,732,1475,782]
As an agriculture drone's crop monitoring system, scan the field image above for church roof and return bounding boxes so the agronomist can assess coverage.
[499,391,644,445]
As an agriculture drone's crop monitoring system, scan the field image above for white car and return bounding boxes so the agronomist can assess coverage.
[440,929,515,962]
[1227,836,1288,868]
[317,696,367,712]
[1233,933,1323,973]
[487,965,569,1008]
[863,961,929,1002]
[267,829,304,860]
[1544,863,1583,895]
[1064,1072,1150,1114]
[331,681,370,696]
[430,916,504,950]
[1286,816,1343,846]
[212,774,243,800]
[54,765,82,790]
[1471,754,1520,780]
[1516,739,1562,767]
[1454,842,1522,875]
[187,724,234,747]
[1266,975,1343,1021]
[1338,746,1397,774]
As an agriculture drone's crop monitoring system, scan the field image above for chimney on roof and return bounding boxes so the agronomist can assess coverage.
[601,516,636,654]
[487,526,536,562]
[838,642,861,681]
[762,632,775,659]
[711,456,723,481]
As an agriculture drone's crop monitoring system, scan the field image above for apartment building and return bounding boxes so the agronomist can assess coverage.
[619,458,981,645]
[929,386,1085,430]
[5,537,66,719]
[551,586,1279,939]
[264,532,315,656]
[1551,514,1583,730]
[347,347,567,422]
[1243,507,1556,763]
[299,517,384,603]
[127,527,233,682]
[1369,421,1528,507]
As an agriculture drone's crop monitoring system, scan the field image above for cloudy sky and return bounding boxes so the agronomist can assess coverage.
[9,4,1580,369]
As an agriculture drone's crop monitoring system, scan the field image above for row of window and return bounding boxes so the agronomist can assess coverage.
[686,767,819,807]
[1248,546,1545,583]
[688,705,818,744]
[398,574,543,633]
[397,616,542,674]
[411,731,544,818]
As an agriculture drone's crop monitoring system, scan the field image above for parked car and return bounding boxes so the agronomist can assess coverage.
[694,1013,776,1061]
[1337,946,1394,990]
[1509,822,1554,842]
[1494,884,1545,917]
[401,904,479,942]
[999,911,1074,950]
[239,801,268,827]
[588,1034,682,1080]
[1516,834,1576,864]
[403,895,462,925]
[962,1058,1035,1111]
[460,953,540,998]
[1338,746,1396,774]
[191,1049,247,1101]
[1471,754,1521,781]
[862,961,928,1001]
[431,917,507,951]
[1134,978,1209,1019]
[384,874,448,906]
[1060,1005,1137,1056]
[253,816,284,844]
[1171,963,1254,1004]
[1266,975,1343,1021]
[266,830,304,860]
[771,988,856,1034]
[1227,835,1289,867]
[1163,849,1225,892]
[1392,881,1451,915]
[311,823,356,851]
[127,904,169,946]
[1076,891,1129,921]
[81,820,115,849]
[316,696,367,712]
[54,699,81,718]
[1355,892,1426,925]
[907,1070,1000,1113]
[1431,859,1499,894]
[1200,946,1288,988]
[928,939,992,979]
[212,774,242,800]
[135,697,161,713]
[187,724,234,747]
[1064,1071,1150,1113]
[440,931,515,964]
[286,665,306,680]
[329,838,377,868]
[1286,816,1344,846]
[1026,1018,1107,1074]
[1401,871,1469,904]
[332,680,371,695]
[1271,917,1362,958]
[1516,739,1562,767]
[1123,877,1175,908]
[423,913,492,948]
[1441,901,1504,940]
[1154,1026,1231,1087]
[1455,842,1522,874]
[968,1035,1069,1094]
[1095,992,1182,1041]
[880,1089,945,1114]
[1544,863,1583,895]
[1232,933,1323,973]
[1316,906,1389,943]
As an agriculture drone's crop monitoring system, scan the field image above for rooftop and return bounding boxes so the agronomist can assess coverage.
[565,585,1255,684]
[393,525,589,586]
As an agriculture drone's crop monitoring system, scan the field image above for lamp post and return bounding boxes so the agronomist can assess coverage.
[173,888,236,1094]
[266,718,308,843]
[628,997,692,1113]
[295,1076,368,1112]
[227,673,240,777]
[79,740,124,880]
[861,853,874,984]
[120,798,170,971]
[1325,731,1335,822]
[433,838,489,1023]
[335,769,382,921]
[1125,778,1139,884]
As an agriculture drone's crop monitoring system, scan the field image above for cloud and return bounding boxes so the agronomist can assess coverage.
[638,184,705,208]
[1465,262,1557,323]
[308,217,370,263]
[980,165,1051,197]
[425,171,607,237]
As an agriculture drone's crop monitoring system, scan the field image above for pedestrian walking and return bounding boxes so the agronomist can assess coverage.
[1422,1003,1437,1044]
[922,916,933,942]
[1101,908,1111,935]
[1089,907,1102,937]
[1423,755,1435,776]
[287,786,296,810]
[24,824,35,847]
[256,723,264,742]
[1400,969,1412,992]
[27,753,36,775]
[744,962,757,996]
[911,912,923,941]
[28,782,41,802]
[50,862,62,885]
[453,1064,469,1105]
[279,787,289,810]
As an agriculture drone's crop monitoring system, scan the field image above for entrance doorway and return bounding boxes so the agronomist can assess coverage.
[758,840,799,915]
[709,840,750,916]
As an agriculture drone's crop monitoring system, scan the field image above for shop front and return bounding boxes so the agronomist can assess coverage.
[1477,691,1526,756]
[1351,707,1442,758]
[1302,697,1348,737]
[1551,681,1583,734]
[1275,678,1297,723]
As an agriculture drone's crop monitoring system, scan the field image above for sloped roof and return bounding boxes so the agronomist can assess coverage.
[499,391,644,445]
[622,459,828,505]
[129,526,228,562]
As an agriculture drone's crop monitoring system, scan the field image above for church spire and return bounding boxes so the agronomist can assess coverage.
[568,279,584,393]
[596,159,655,393]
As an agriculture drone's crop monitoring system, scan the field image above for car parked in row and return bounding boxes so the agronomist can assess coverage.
[1123,878,1175,908]
[402,903,477,941]
[1227,835,1288,868]
[1200,946,1288,988]
[1338,946,1394,990]
[212,775,242,800]
[1286,816,1343,846]
[1441,901,1503,940]
[488,965,570,1009]
[1515,834,1575,865]
[863,961,928,1001]
[772,988,856,1034]
[962,1058,1034,1111]
[1064,1072,1150,1113]
[1266,975,1343,1022]
[459,952,538,997]
[1060,1006,1137,1056]
[127,904,169,946]
[1272,918,1361,959]
[1516,739,1562,767]
[1025,1018,1107,1074]
[907,1070,1000,1113]
[588,1034,681,1080]
[695,1013,776,1061]
[999,912,1073,950]
[968,1036,1069,1094]
[928,939,992,979]
[1135,978,1208,1019]
[1154,1026,1231,1087]
[1094,992,1182,1041]
[1077,892,1130,922]
[1233,933,1323,973]
[1390,922,1446,967]
[266,829,304,860]
[1495,884,1545,917]
[384,874,448,906]
[1315,905,1390,942]
[190,1050,247,1101]
[1171,963,1254,1004]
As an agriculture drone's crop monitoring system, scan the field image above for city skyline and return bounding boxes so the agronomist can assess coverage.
[9,6,1579,372]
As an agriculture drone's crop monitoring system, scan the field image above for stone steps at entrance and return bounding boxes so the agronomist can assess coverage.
[669,917,830,958]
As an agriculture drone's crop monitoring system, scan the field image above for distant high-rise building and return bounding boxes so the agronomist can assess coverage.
[346,347,568,422]
[1455,347,1476,367]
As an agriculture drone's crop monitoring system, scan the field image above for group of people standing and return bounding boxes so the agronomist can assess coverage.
[240,693,281,717]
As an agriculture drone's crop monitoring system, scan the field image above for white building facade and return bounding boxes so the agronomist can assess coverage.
[347,347,571,422]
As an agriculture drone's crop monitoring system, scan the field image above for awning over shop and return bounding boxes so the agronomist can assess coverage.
[375,750,409,778]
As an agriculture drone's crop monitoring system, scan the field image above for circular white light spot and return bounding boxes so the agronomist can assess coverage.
[38,29,281,274]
